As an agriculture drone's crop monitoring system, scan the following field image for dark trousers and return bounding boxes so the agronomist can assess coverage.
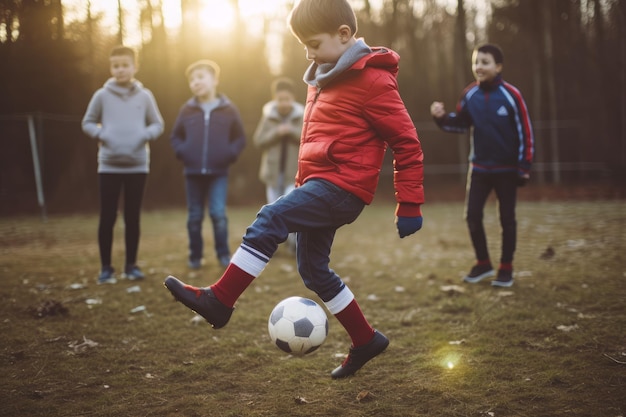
[464,171,518,265]
[244,179,365,302]
[98,173,147,268]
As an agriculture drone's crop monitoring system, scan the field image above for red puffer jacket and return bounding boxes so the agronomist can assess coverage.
[295,48,424,216]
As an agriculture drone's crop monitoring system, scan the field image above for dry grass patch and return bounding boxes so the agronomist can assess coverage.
[1,200,624,416]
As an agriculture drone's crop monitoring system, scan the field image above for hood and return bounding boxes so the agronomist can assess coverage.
[262,100,305,120]
[304,38,372,88]
[103,78,144,98]
[185,94,232,110]
[352,47,400,77]
[304,39,400,88]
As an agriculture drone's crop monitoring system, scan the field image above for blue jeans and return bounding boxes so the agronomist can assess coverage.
[185,174,230,261]
[244,179,365,302]
[465,171,518,264]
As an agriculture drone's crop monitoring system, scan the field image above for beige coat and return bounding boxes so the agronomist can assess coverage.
[253,100,304,188]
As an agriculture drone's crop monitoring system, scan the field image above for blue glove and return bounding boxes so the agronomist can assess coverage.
[396,216,423,238]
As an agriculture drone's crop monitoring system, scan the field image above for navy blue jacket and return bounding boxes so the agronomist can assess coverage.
[171,95,246,176]
[434,76,534,176]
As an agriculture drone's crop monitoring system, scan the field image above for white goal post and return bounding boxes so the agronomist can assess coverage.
[27,114,47,221]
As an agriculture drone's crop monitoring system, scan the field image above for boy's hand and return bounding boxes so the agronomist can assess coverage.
[396,216,423,238]
[277,123,291,136]
[430,101,446,118]
[517,173,530,187]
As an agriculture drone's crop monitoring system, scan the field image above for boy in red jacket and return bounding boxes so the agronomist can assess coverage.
[164,0,424,379]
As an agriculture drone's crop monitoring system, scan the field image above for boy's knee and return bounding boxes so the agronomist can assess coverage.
[466,215,483,232]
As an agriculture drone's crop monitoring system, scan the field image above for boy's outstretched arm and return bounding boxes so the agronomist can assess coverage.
[364,74,424,239]
[431,98,472,134]
[430,101,446,118]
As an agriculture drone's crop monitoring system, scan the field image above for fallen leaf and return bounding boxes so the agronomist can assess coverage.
[356,390,375,402]
[540,246,555,260]
[190,315,204,325]
[68,283,86,290]
[294,396,309,405]
[556,324,579,332]
[30,300,69,318]
[68,336,99,353]
[440,285,465,294]
[126,285,141,293]
[496,291,514,297]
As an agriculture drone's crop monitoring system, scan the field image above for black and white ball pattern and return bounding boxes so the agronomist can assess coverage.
[268,297,329,355]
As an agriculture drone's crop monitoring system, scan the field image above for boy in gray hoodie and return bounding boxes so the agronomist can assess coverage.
[82,45,164,284]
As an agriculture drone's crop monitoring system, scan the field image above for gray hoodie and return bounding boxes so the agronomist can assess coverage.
[82,78,164,173]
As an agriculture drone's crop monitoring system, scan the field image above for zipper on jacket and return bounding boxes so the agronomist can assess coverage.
[202,111,209,174]
[302,87,322,140]
[298,87,322,178]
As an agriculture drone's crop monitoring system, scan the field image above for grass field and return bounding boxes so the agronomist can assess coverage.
[1,199,624,417]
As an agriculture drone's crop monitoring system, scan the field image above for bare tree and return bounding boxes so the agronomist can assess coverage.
[0,0,19,44]
[116,0,123,45]
[454,0,470,182]
[617,1,626,166]
[53,0,63,40]
[540,1,560,183]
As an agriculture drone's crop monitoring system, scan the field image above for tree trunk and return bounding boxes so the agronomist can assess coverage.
[117,0,124,45]
[455,0,470,182]
[86,0,97,88]
[540,1,560,183]
[54,0,63,40]
[617,0,626,166]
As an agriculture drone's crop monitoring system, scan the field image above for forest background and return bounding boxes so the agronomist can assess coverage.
[0,0,624,216]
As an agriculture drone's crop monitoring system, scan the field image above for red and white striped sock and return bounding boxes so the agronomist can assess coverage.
[210,244,269,308]
[325,287,375,348]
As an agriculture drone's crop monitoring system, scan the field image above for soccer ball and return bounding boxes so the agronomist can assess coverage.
[268,296,329,355]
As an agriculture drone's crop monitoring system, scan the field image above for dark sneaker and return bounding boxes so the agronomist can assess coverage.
[491,269,514,287]
[331,330,389,379]
[218,255,230,268]
[124,265,145,281]
[188,259,202,269]
[463,263,495,283]
[163,275,233,329]
[97,266,117,285]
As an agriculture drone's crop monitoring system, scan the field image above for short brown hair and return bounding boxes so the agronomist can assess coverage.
[288,0,357,41]
[110,45,135,62]
[271,77,295,96]
[185,59,220,79]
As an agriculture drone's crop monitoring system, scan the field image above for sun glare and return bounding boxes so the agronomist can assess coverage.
[64,0,289,42]
[198,0,236,32]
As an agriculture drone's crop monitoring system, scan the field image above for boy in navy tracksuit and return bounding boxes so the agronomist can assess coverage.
[170,60,246,269]
[430,43,533,287]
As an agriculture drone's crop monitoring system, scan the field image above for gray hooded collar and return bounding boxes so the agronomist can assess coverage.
[303,38,372,88]
[104,78,143,98]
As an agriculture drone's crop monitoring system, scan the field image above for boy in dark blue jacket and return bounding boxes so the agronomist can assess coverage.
[171,60,246,269]
[430,44,533,287]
